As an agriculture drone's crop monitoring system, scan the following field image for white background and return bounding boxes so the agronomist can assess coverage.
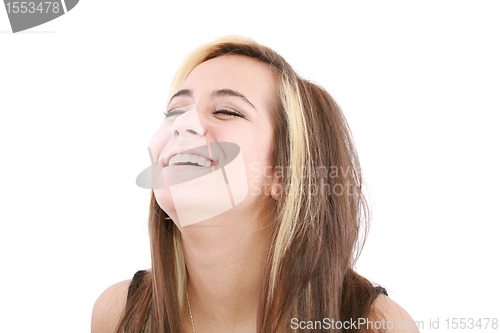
[1,1,499,332]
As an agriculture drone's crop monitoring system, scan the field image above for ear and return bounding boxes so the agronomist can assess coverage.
[270,169,282,202]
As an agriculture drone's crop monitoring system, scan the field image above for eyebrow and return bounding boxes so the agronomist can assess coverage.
[169,89,256,110]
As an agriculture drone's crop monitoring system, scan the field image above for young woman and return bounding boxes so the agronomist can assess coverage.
[91,35,419,333]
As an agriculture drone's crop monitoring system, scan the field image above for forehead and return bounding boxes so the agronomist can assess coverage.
[180,55,277,106]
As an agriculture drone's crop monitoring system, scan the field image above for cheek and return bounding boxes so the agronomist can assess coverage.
[149,123,171,160]
[246,164,273,198]
[241,136,275,197]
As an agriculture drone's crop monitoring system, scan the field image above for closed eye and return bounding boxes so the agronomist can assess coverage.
[164,109,245,119]
[213,109,245,119]
[164,109,184,119]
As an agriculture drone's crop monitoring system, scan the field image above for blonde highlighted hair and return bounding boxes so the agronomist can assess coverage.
[116,35,386,333]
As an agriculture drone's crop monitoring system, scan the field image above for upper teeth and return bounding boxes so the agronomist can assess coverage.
[168,153,213,167]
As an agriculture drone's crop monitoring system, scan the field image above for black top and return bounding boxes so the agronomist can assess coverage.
[374,286,389,297]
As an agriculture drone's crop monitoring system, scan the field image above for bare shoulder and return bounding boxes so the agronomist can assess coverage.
[91,279,132,333]
[371,294,421,332]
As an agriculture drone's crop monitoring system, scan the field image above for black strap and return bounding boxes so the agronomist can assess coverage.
[374,286,389,297]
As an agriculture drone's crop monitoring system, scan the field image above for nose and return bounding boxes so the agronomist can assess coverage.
[171,107,205,138]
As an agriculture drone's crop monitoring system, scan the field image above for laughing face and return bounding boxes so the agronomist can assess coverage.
[149,55,279,228]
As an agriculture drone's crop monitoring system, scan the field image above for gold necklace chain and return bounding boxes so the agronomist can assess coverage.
[186,291,195,333]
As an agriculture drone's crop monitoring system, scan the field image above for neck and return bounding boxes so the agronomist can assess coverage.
[180,203,273,332]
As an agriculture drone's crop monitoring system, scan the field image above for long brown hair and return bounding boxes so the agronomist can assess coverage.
[116,35,386,333]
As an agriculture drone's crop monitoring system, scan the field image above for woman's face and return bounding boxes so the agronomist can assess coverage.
[150,55,278,228]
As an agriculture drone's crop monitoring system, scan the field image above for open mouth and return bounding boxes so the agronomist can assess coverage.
[167,152,217,168]
[136,142,241,189]
[177,162,201,167]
